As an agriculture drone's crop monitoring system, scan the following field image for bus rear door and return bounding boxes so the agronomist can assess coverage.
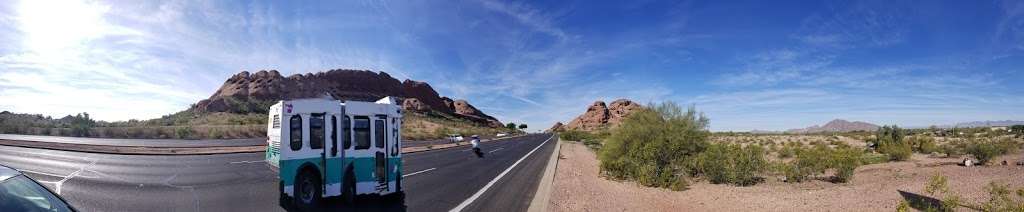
[374,114,389,192]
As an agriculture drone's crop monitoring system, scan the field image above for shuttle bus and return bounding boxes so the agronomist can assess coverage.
[265,97,403,209]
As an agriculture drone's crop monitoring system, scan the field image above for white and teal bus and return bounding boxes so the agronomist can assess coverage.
[266,97,403,209]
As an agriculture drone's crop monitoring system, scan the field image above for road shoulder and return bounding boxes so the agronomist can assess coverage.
[528,136,562,212]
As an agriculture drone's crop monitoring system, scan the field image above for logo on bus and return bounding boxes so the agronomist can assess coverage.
[285,104,293,113]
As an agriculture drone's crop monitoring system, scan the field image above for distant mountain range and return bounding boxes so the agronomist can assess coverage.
[939,120,1024,128]
[786,119,879,134]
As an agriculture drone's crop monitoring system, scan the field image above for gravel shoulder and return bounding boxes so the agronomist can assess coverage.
[549,141,1024,211]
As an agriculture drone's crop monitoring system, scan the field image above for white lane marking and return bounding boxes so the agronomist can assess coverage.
[53,159,97,195]
[229,160,265,164]
[403,168,437,178]
[450,135,553,212]
[487,147,504,153]
[17,169,67,178]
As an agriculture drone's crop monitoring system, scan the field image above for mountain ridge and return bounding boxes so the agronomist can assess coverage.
[786,119,879,133]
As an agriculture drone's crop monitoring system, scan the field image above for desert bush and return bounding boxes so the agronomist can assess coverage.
[560,130,592,141]
[175,126,194,139]
[874,125,913,161]
[829,147,863,183]
[965,139,1018,165]
[693,143,767,186]
[981,182,1024,212]
[860,153,889,165]
[907,135,939,154]
[598,102,709,190]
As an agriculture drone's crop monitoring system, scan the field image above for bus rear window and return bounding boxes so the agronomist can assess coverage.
[354,116,370,149]
[375,119,385,148]
[343,116,351,149]
[289,115,302,151]
[310,114,324,149]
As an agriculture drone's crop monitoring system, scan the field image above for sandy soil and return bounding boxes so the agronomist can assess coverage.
[548,141,1024,212]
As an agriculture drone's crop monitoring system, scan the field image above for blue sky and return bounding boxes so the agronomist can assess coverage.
[1,0,1022,131]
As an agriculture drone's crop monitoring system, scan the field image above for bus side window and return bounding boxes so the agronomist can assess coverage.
[289,115,302,151]
[343,116,351,149]
[375,119,385,148]
[310,114,324,149]
[354,116,370,149]
[330,115,337,156]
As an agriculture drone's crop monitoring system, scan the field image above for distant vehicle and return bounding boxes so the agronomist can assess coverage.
[265,97,403,210]
[0,165,75,212]
[496,133,507,137]
[448,134,464,143]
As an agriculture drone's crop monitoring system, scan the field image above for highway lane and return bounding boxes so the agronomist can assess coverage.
[0,134,265,147]
[0,133,556,211]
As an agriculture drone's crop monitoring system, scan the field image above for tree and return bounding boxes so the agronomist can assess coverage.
[505,122,517,129]
[70,112,95,137]
[518,123,527,131]
[1011,125,1024,138]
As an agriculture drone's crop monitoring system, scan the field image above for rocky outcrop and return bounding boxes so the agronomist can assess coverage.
[786,119,879,133]
[452,100,503,127]
[194,69,502,127]
[546,122,564,133]
[564,99,642,132]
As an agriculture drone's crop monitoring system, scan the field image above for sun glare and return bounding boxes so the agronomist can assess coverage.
[17,0,109,52]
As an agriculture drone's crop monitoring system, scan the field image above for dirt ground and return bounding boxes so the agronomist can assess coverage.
[548,141,1024,212]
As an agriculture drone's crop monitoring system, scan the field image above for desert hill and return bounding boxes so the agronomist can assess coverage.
[561,99,642,132]
[786,119,879,134]
[193,69,502,128]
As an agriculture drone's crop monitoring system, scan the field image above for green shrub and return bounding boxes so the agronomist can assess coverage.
[598,102,709,190]
[860,153,889,165]
[693,143,767,186]
[777,146,795,158]
[967,141,1005,165]
[981,182,1024,212]
[781,146,828,183]
[175,126,193,139]
[875,125,913,161]
[908,136,939,154]
[560,130,592,141]
[829,147,863,183]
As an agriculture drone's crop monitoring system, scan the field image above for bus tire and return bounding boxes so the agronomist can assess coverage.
[341,171,355,205]
[293,170,321,210]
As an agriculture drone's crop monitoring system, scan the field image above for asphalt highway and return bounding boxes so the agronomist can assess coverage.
[0,134,265,147]
[0,133,556,212]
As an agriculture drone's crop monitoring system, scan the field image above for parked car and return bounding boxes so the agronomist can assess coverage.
[0,164,76,212]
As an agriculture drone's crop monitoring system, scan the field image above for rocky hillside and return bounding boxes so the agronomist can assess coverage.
[563,99,642,132]
[786,119,879,133]
[193,69,502,128]
[546,122,564,133]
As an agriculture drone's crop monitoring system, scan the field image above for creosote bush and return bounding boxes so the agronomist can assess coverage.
[693,143,766,186]
[875,125,912,161]
[779,145,864,183]
[598,102,709,190]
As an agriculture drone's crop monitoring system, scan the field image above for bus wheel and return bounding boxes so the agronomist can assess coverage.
[341,173,355,205]
[294,170,321,210]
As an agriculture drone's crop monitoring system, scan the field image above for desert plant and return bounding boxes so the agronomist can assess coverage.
[981,182,1024,212]
[907,136,939,154]
[967,141,1003,165]
[598,102,709,190]
[874,125,913,161]
[829,147,862,183]
[175,126,193,139]
[560,130,592,141]
[693,143,767,186]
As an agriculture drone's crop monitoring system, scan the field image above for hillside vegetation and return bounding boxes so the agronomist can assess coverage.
[0,109,506,140]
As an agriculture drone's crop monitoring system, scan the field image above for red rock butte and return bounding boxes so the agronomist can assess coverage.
[193,69,503,128]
